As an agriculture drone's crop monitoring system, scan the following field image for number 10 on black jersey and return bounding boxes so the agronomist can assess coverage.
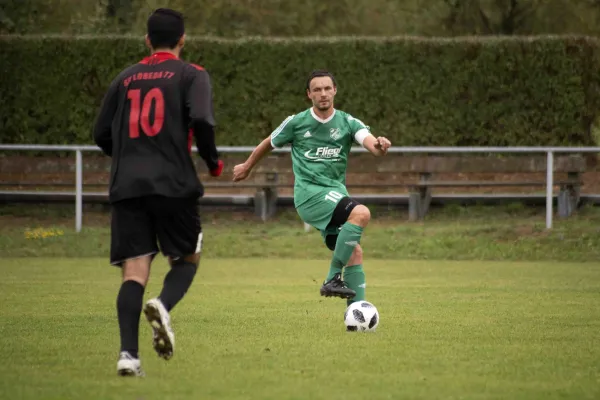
[127,88,165,138]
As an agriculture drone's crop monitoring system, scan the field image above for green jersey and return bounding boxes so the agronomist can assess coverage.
[270,108,371,231]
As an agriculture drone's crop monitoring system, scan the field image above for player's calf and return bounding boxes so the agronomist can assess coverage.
[160,254,199,312]
[347,244,363,266]
[329,208,367,273]
[342,237,367,306]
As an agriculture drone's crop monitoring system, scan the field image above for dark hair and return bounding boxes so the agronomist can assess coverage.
[306,69,337,91]
[147,8,185,49]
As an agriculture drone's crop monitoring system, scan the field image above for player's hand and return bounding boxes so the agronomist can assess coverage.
[232,162,251,182]
[374,137,391,155]
[209,160,224,177]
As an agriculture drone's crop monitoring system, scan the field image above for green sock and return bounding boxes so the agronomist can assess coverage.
[325,222,364,281]
[344,264,366,306]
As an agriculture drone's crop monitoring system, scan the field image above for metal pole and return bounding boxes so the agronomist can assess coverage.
[546,151,554,229]
[75,150,82,232]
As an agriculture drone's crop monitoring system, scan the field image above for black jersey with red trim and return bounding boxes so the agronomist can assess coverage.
[93,52,219,203]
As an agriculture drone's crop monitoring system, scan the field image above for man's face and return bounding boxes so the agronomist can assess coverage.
[307,76,336,111]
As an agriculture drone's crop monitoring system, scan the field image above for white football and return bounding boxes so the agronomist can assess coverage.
[344,301,379,332]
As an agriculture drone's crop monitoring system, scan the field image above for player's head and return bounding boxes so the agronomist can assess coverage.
[306,70,337,112]
[145,8,185,52]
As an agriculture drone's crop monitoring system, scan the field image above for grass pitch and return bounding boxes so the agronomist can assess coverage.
[0,257,598,400]
[2,203,600,261]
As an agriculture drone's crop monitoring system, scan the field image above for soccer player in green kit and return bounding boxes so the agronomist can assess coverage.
[232,70,391,306]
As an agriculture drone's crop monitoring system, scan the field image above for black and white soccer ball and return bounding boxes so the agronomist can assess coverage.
[344,301,379,332]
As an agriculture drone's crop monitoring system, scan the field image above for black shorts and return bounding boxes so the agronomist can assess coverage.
[110,195,202,266]
[324,196,361,251]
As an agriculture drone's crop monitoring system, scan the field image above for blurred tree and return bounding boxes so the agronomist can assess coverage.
[106,0,133,31]
[494,0,538,34]
[0,8,15,34]
[0,0,48,34]
[1,0,599,37]
[440,0,538,35]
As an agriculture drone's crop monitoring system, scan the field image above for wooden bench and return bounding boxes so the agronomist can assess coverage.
[234,153,587,221]
[0,171,294,222]
[204,172,293,220]
[404,171,582,221]
[232,172,583,222]
[0,153,588,222]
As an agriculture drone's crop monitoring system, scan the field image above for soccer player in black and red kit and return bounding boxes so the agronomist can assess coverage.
[93,8,223,377]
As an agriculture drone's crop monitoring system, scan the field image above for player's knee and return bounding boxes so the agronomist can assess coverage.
[347,244,363,266]
[122,256,152,286]
[169,253,200,267]
[183,253,201,267]
[348,205,371,227]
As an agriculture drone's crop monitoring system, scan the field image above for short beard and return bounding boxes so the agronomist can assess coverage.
[315,101,331,111]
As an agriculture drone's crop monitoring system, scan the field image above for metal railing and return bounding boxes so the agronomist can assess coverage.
[1,144,599,232]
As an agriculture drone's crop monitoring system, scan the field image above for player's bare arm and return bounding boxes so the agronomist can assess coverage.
[362,135,391,156]
[232,136,274,181]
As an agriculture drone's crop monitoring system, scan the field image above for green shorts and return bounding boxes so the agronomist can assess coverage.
[295,185,349,239]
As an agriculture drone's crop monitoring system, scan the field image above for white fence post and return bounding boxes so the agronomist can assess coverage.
[546,151,554,230]
[75,150,82,233]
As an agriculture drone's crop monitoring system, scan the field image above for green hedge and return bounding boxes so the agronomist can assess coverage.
[1,35,599,147]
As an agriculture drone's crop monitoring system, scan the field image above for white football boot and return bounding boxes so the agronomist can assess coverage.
[143,298,175,360]
[117,351,144,377]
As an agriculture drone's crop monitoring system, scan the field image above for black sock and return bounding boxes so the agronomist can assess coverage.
[117,280,144,359]
[158,261,198,312]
